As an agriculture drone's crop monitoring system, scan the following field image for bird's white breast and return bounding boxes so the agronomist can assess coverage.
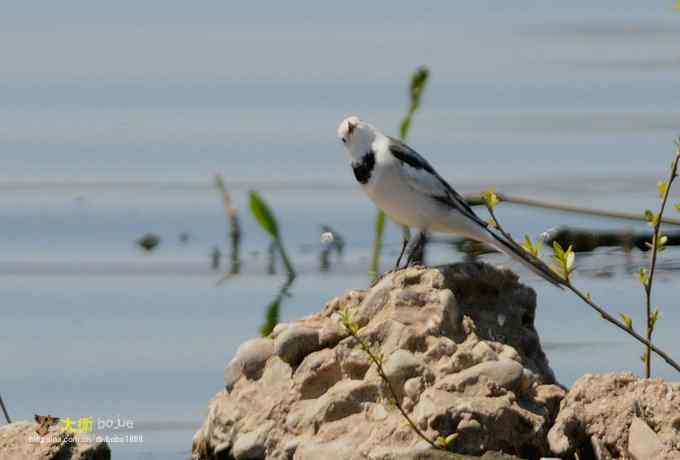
[361,140,445,230]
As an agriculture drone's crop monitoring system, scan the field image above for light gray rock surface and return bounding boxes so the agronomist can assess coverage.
[192,263,564,460]
[224,337,275,391]
[548,372,680,459]
[0,421,110,460]
[628,417,665,460]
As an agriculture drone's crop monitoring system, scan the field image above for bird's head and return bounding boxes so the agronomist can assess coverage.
[337,116,377,160]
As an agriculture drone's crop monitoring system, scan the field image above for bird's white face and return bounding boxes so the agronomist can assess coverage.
[337,116,375,161]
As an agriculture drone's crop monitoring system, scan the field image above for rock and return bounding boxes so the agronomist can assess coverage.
[628,417,664,460]
[224,337,274,391]
[293,348,342,399]
[232,424,270,460]
[383,350,422,386]
[590,435,613,460]
[0,421,110,460]
[435,359,524,392]
[274,325,321,367]
[548,373,680,459]
[394,450,522,460]
[192,263,563,460]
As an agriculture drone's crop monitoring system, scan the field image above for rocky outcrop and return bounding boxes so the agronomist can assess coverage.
[548,373,680,460]
[192,263,565,460]
[0,420,110,460]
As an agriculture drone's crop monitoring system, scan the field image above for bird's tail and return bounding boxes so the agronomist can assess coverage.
[483,230,566,288]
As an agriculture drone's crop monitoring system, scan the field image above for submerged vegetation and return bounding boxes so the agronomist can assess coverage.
[247,190,296,336]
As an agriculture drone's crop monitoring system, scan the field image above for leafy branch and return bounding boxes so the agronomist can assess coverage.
[639,140,680,377]
[338,309,457,451]
[482,187,680,375]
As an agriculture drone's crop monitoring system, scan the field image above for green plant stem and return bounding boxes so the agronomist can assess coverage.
[277,240,296,279]
[370,211,386,278]
[343,323,441,450]
[643,150,680,377]
[485,204,680,375]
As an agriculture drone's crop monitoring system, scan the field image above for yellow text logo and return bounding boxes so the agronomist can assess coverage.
[61,417,94,433]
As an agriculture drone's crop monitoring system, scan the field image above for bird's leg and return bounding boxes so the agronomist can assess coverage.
[394,226,411,270]
[404,230,426,267]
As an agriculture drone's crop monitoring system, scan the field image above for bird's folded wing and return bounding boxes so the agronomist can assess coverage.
[388,137,489,228]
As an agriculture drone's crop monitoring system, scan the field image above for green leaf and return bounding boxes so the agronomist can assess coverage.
[565,246,575,272]
[552,241,565,259]
[249,191,279,239]
[650,308,662,329]
[481,189,500,210]
[644,209,657,227]
[409,66,429,105]
[551,242,574,280]
[522,234,544,257]
[260,295,281,336]
[638,267,649,286]
[675,203,680,213]
[657,180,669,198]
[399,66,430,140]
[620,313,634,331]
[444,433,459,446]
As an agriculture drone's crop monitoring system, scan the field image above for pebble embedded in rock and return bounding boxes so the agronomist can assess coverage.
[437,359,524,392]
[274,325,321,367]
[232,428,267,460]
[628,417,664,460]
[383,349,422,387]
[224,337,274,391]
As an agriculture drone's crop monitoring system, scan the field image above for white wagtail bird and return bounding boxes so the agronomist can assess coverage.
[337,115,564,287]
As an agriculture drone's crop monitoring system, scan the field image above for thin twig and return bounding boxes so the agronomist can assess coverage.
[643,148,680,377]
[465,193,680,226]
[0,393,11,424]
[341,319,442,450]
[214,174,241,275]
[485,205,680,375]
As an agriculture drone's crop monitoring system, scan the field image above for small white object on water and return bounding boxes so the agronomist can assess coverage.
[497,313,506,327]
[321,232,334,244]
[540,227,558,240]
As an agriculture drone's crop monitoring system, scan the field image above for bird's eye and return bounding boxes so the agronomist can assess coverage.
[342,138,347,144]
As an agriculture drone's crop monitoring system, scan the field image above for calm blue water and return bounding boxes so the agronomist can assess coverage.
[2,1,680,459]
